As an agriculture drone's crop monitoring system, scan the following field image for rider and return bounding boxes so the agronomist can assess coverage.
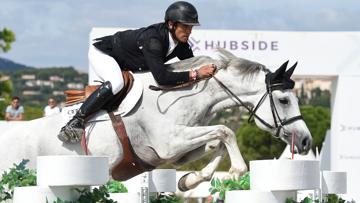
[58,1,217,143]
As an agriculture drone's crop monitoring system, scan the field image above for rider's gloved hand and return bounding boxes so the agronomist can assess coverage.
[197,64,217,79]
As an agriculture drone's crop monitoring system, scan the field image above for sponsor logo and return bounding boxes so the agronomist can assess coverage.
[339,155,360,160]
[188,37,201,51]
[189,37,279,52]
[339,124,360,132]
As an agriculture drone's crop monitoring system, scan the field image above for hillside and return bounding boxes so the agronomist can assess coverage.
[0,57,33,71]
[0,57,87,108]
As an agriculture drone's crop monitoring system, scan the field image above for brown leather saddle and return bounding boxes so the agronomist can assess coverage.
[64,70,154,181]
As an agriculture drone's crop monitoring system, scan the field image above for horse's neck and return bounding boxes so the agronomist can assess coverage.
[135,70,267,125]
[210,70,267,107]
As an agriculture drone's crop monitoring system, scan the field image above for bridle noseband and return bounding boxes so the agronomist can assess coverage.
[212,76,304,138]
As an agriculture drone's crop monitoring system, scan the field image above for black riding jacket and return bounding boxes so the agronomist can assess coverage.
[93,23,194,86]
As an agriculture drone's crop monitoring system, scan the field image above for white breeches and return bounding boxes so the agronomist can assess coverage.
[88,45,124,95]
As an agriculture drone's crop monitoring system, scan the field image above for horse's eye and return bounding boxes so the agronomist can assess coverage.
[279,98,289,105]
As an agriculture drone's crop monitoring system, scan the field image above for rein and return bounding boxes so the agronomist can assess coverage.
[213,76,303,138]
[149,70,303,138]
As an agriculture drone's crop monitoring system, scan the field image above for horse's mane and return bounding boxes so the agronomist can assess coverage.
[166,49,269,79]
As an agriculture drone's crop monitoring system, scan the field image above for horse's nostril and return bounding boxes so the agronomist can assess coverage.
[302,137,311,150]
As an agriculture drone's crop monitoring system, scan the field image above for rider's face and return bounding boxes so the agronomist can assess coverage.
[174,23,193,43]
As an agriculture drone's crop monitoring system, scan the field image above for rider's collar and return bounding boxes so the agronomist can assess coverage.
[167,32,178,56]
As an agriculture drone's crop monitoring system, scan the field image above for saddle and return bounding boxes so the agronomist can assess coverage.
[64,71,132,110]
[64,70,154,181]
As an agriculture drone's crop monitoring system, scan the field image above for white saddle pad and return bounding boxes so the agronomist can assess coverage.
[61,74,143,124]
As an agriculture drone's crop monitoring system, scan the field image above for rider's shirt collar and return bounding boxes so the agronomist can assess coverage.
[167,32,178,56]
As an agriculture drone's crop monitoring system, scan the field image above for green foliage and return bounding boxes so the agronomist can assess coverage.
[0,28,16,52]
[105,180,128,193]
[0,73,13,118]
[236,105,330,165]
[309,88,330,107]
[24,105,44,120]
[53,180,129,203]
[50,180,182,203]
[2,66,87,108]
[286,197,314,203]
[0,159,36,201]
[0,78,13,96]
[300,105,330,151]
[51,186,116,203]
[236,121,286,164]
[75,186,116,203]
[208,172,250,200]
[325,194,346,203]
[299,87,330,108]
[0,98,8,120]
[52,198,73,203]
[150,193,183,203]
[286,194,347,203]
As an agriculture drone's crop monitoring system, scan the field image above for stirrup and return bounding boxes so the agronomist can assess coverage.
[58,125,84,143]
[58,118,85,143]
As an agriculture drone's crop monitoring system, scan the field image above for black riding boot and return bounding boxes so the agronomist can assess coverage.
[58,81,114,143]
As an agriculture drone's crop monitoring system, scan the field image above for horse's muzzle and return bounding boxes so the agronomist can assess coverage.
[299,136,312,155]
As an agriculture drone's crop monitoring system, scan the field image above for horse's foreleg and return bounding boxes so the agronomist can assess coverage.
[177,142,226,191]
[183,125,247,177]
[172,140,221,166]
[173,125,247,191]
[218,125,248,178]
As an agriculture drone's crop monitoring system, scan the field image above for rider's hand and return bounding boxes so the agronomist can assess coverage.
[197,64,217,79]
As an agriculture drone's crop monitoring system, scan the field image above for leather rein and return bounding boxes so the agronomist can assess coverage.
[213,76,303,138]
[149,70,303,138]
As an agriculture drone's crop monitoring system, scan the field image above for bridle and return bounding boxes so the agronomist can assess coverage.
[149,68,304,138]
[212,75,304,138]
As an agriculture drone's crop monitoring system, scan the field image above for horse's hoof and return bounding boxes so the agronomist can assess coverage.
[178,172,193,192]
[229,165,247,177]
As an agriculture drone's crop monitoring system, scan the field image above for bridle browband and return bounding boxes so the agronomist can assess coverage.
[212,75,303,138]
[149,69,304,138]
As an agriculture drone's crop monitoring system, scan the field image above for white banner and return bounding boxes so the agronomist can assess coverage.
[331,76,360,201]
[189,29,360,76]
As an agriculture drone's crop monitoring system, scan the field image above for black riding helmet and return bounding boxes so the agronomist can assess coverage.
[165,1,200,26]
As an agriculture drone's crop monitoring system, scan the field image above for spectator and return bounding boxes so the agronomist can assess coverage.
[44,97,61,116]
[5,96,24,121]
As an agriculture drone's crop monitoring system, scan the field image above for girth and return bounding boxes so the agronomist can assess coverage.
[108,113,155,181]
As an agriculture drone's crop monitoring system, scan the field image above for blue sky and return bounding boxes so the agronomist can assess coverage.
[1,0,360,72]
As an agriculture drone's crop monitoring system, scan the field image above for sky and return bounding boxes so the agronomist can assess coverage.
[1,0,360,72]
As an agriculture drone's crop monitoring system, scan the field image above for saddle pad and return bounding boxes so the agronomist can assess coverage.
[61,74,143,124]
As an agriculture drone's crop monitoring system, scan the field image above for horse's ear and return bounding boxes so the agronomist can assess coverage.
[285,62,297,78]
[273,60,288,78]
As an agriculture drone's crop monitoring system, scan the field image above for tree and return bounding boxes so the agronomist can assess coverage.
[0,28,16,53]
[236,122,286,165]
[235,105,330,166]
[300,105,330,151]
[0,80,13,119]
[309,88,330,107]
[0,27,16,118]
